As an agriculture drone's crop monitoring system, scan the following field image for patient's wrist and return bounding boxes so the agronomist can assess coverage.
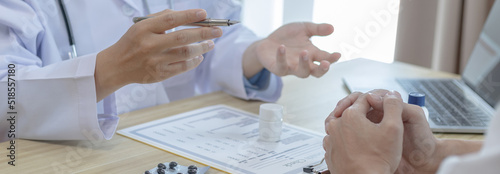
[340,159,392,174]
[439,139,483,157]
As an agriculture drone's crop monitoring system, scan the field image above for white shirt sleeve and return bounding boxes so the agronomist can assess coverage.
[0,1,118,141]
[436,108,500,174]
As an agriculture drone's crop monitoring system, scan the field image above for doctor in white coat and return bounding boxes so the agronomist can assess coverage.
[0,0,341,141]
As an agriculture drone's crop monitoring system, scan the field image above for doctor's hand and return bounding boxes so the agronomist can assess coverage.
[323,91,404,174]
[94,9,222,101]
[242,22,341,78]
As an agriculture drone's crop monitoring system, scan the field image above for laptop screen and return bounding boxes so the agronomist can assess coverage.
[462,1,500,108]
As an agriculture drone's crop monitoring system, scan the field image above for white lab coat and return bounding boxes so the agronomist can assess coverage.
[0,0,282,141]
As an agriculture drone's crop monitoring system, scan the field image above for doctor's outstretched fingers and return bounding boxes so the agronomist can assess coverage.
[242,22,341,79]
[94,9,223,101]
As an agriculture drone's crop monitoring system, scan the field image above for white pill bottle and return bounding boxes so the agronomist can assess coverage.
[258,103,284,142]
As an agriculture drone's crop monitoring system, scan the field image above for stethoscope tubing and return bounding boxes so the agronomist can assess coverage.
[57,0,77,59]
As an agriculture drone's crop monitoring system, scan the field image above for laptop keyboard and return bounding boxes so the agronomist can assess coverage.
[397,79,490,127]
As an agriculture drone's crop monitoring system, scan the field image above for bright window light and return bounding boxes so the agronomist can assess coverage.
[312,0,400,63]
[241,0,399,63]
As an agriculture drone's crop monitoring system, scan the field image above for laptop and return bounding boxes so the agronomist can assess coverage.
[343,1,500,133]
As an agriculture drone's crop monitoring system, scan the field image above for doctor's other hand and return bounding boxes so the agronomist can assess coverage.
[323,91,404,174]
[242,22,341,78]
[94,9,222,101]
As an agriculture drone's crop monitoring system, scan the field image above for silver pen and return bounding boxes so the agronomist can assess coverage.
[133,17,240,27]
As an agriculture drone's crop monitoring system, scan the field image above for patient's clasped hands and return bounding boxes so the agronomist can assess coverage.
[323,89,462,174]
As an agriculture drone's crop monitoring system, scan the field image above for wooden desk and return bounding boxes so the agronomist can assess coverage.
[0,58,484,173]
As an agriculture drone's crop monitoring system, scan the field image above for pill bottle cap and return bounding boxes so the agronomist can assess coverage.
[259,103,283,122]
[408,92,425,107]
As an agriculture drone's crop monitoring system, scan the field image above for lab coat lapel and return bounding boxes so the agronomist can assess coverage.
[122,0,142,13]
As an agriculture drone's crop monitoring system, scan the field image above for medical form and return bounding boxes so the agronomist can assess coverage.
[118,105,326,174]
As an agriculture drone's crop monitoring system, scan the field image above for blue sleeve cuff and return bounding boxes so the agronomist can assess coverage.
[243,68,271,90]
[243,68,283,102]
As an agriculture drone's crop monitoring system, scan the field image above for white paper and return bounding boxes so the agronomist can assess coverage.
[118,105,326,174]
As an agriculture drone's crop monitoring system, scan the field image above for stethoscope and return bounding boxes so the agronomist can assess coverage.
[57,0,77,59]
[57,0,174,59]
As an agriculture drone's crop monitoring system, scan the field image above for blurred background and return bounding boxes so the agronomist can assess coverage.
[239,0,400,63]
